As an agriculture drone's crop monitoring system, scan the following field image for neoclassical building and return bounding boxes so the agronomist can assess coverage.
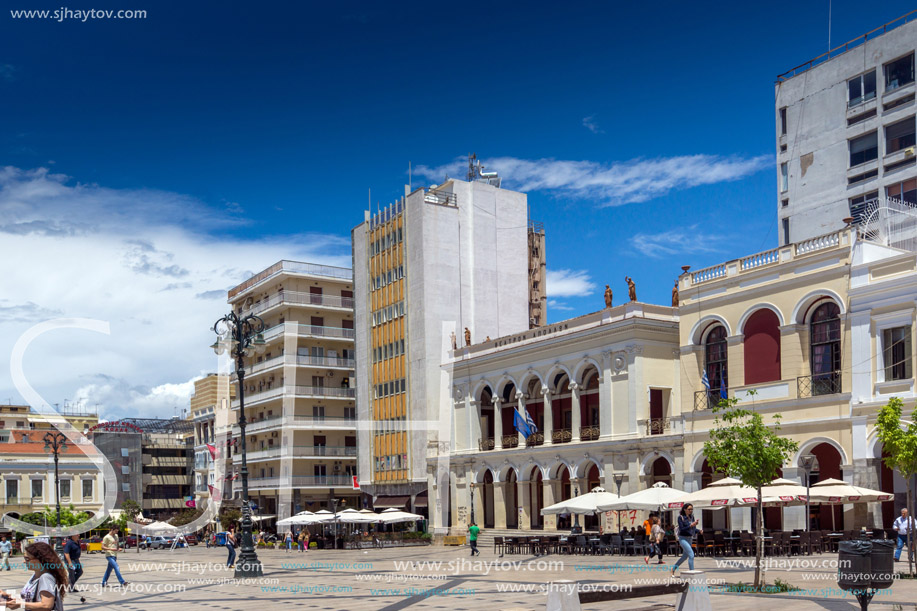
[430,303,682,533]
[428,223,917,534]
[679,229,855,532]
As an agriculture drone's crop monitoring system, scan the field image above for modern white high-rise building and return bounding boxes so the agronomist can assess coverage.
[351,160,535,513]
[775,12,916,244]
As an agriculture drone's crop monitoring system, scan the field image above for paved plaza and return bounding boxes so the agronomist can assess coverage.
[2,544,916,610]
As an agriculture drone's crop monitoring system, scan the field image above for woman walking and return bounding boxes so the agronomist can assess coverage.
[672,504,701,576]
[1,541,67,610]
[645,515,666,564]
[284,531,293,552]
[225,527,237,569]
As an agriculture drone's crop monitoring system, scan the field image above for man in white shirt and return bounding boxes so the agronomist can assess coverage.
[893,508,915,562]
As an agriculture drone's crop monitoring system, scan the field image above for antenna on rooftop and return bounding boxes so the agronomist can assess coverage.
[828,0,832,51]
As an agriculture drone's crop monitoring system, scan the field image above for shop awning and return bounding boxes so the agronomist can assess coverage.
[373,495,409,509]
[413,492,428,508]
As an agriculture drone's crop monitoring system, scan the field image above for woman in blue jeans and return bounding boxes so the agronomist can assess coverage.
[225,527,237,568]
[672,504,702,576]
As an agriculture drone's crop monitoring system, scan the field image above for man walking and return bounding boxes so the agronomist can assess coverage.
[893,508,915,562]
[0,535,11,571]
[63,534,83,591]
[468,522,480,557]
[101,527,129,587]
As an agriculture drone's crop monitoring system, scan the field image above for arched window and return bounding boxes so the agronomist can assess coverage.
[705,326,728,399]
[744,309,781,384]
[810,302,841,395]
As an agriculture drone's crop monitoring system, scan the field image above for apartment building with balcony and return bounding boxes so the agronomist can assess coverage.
[137,419,194,518]
[776,11,916,243]
[189,374,235,505]
[0,403,99,436]
[435,302,680,533]
[226,260,358,520]
[0,429,105,523]
[352,163,532,513]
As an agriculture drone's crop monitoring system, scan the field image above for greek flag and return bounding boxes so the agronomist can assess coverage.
[701,370,710,391]
[513,407,532,439]
[525,407,538,434]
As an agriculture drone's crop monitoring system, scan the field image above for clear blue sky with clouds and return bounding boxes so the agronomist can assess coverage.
[1,0,914,418]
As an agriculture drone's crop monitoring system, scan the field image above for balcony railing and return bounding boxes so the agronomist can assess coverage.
[299,445,358,457]
[262,323,355,343]
[242,291,354,317]
[798,372,843,397]
[248,354,355,375]
[580,426,600,441]
[552,429,572,444]
[423,190,457,206]
[235,445,358,461]
[235,414,357,434]
[646,418,671,435]
[235,384,355,406]
[228,260,353,299]
[291,385,355,399]
[239,475,353,489]
[501,434,519,449]
[525,432,545,447]
[689,229,848,287]
[478,437,495,451]
[694,390,725,411]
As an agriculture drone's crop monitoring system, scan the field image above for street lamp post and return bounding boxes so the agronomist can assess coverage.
[470,483,475,525]
[613,473,625,533]
[800,454,816,537]
[212,310,266,578]
[571,485,581,534]
[43,431,68,555]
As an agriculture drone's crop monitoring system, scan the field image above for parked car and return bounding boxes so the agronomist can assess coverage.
[184,534,198,546]
[148,536,177,550]
[124,535,150,549]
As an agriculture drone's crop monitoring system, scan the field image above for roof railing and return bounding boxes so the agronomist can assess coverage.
[777,10,917,82]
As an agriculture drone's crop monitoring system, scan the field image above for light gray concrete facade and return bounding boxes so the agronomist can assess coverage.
[352,177,531,509]
[776,14,916,243]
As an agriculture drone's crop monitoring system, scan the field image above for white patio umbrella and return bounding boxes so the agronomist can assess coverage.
[378,508,424,524]
[759,478,808,506]
[597,482,687,512]
[807,478,894,504]
[667,477,763,509]
[277,511,321,527]
[541,486,620,516]
[144,521,179,532]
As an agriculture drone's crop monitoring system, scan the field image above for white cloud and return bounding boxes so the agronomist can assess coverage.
[630,224,728,258]
[415,154,770,205]
[547,299,574,311]
[582,115,604,134]
[73,375,202,421]
[0,166,351,420]
[546,269,596,298]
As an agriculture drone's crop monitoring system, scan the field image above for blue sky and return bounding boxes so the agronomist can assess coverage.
[1,0,914,417]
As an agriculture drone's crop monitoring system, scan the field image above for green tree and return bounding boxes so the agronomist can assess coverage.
[18,504,90,528]
[120,499,141,521]
[220,508,241,531]
[171,508,204,527]
[876,397,917,578]
[703,393,798,590]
